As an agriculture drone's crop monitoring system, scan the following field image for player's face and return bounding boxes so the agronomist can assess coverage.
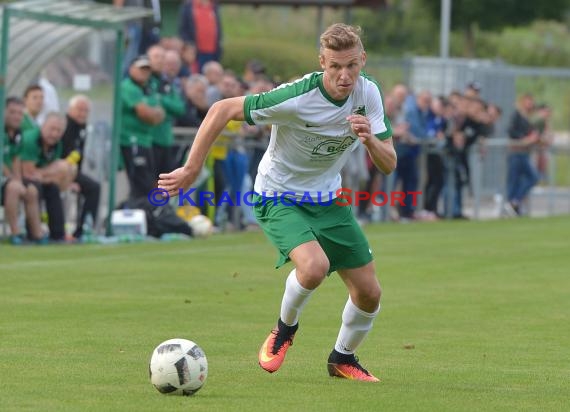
[320,46,366,100]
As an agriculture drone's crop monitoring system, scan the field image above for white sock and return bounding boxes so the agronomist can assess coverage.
[280,269,313,326]
[334,297,380,355]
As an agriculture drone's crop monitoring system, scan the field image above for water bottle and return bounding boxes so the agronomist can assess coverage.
[82,213,94,243]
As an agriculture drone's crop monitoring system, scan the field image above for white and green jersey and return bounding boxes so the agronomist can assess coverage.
[244,71,392,198]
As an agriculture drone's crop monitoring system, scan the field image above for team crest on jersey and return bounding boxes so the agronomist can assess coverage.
[311,136,356,157]
[352,105,366,116]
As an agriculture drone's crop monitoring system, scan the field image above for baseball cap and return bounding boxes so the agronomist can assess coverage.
[467,81,482,92]
[131,55,151,69]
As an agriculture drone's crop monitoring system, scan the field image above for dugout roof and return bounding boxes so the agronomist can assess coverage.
[0,0,153,234]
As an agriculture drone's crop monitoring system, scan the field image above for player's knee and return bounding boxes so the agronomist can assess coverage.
[354,282,381,310]
[297,255,329,287]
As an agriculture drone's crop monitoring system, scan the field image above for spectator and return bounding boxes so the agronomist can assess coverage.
[61,95,101,239]
[20,113,71,241]
[506,93,540,216]
[532,103,553,182]
[423,96,449,217]
[464,81,482,99]
[36,73,61,126]
[148,46,186,176]
[120,55,165,199]
[115,0,162,75]
[395,90,431,219]
[2,97,44,244]
[177,74,209,128]
[203,60,224,107]
[243,59,267,86]
[178,0,222,71]
[21,84,44,132]
[179,41,200,78]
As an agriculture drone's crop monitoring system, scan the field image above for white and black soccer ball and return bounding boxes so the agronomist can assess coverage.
[149,338,208,396]
[189,215,213,238]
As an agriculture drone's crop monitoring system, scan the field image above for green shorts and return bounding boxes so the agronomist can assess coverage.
[252,195,373,274]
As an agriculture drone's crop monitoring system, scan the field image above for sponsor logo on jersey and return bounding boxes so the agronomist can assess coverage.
[352,105,366,116]
[311,136,356,157]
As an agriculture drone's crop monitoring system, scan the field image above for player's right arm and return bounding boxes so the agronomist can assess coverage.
[158,96,245,196]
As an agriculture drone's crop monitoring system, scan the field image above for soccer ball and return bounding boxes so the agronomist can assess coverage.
[189,215,213,238]
[149,338,208,396]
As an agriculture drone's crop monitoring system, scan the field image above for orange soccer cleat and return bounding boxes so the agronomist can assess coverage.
[258,320,298,373]
[327,350,380,382]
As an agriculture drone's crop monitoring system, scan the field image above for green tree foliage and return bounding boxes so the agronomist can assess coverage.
[354,0,439,56]
[422,0,570,31]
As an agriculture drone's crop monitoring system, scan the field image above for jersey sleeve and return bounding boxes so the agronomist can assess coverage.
[19,129,40,163]
[365,78,392,141]
[122,81,146,110]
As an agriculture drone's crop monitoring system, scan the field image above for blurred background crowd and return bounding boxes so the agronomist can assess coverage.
[0,0,559,245]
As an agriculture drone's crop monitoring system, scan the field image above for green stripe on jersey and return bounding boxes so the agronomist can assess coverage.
[244,73,321,125]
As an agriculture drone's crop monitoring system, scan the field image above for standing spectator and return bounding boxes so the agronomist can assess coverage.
[506,93,540,216]
[20,113,71,241]
[148,46,186,176]
[179,41,200,78]
[36,72,61,126]
[178,0,222,71]
[2,97,44,244]
[120,55,165,199]
[61,95,101,239]
[395,90,430,219]
[178,74,209,128]
[21,84,44,132]
[115,0,162,75]
[203,60,224,107]
[114,0,144,76]
[532,103,553,183]
[423,96,448,217]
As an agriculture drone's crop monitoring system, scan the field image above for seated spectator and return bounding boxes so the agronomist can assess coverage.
[20,113,72,241]
[2,97,44,244]
[21,84,44,132]
[61,95,101,239]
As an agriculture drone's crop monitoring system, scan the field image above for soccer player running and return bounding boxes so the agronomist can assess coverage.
[158,23,396,382]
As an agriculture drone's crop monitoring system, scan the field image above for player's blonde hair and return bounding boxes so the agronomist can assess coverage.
[319,23,364,54]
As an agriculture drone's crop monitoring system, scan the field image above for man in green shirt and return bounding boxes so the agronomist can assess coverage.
[148,46,186,177]
[120,54,165,199]
[21,112,71,241]
[2,97,44,244]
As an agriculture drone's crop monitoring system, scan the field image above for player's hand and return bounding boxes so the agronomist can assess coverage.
[158,166,199,197]
[347,114,372,144]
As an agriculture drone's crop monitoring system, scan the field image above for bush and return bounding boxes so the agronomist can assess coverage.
[222,37,320,83]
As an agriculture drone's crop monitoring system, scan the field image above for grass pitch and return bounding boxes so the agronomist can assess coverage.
[0,217,568,412]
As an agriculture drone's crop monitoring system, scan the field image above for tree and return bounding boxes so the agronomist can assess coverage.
[422,0,570,56]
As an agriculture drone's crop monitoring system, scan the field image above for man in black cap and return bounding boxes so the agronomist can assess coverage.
[120,55,165,199]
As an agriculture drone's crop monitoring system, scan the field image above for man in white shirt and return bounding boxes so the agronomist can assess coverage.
[159,23,396,382]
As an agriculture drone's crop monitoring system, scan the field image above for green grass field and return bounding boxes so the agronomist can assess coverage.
[1,217,568,411]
